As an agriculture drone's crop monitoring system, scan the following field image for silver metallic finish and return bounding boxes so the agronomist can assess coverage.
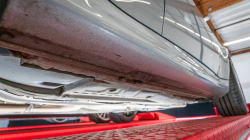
[0,85,188,114]
[162,0,229,79]
[0,56,93,92]
[0,0,229,99]
[97,113,110,121]
[112,0,165,34]
[45,118,69,124]
[62,82,191,104]
[0,77,189,114]
[24,104,34,113]
[0,88,101,106]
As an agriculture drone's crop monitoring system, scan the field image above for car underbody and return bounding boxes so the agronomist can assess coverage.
[0,53,188,115]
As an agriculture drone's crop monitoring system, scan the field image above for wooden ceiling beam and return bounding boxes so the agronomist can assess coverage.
[193,0,241,55]
[194,0,243,16]
[231,48,250,56]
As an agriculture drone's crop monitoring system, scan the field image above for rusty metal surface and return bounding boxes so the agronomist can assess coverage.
[123,72,153,83]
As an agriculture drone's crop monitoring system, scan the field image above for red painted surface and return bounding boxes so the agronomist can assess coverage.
[137,112,176,121]
[137,112,156,120]
[214,107,220,115]
[154,112,176,121]
[184,115,250,140]
[132,114,139,121]
[0,112,249,140]
[79,116,90,122]
[0,119,176,140]
[247,103,250,113]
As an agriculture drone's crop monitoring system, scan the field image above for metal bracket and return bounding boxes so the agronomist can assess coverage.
[24,104,34,113]
[208,7,212,12]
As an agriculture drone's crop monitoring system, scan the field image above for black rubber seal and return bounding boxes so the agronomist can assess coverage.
[0,0,8,22]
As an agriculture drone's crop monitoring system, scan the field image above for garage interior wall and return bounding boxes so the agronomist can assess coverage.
[231,52,250,103]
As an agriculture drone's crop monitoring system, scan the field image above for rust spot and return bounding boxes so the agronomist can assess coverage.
[0,32,14,39]
[115,54,121,57]
[126,72,153,83]
[63,52,72,58]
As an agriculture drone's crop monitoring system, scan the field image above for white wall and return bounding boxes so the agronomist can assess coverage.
[231,52,250,103]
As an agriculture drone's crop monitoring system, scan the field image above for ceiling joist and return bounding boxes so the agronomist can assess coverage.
[231,48,250,56]
[193,0,244,56]
[194,0,243,16]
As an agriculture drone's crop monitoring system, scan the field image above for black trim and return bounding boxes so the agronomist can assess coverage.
[191,10,203,61]
[0,0,8,22]
[108,0,229,80]
[226,94,236,115]
[108,0,162,36]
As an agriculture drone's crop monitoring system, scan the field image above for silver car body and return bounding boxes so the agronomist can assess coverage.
[0,0,229,115]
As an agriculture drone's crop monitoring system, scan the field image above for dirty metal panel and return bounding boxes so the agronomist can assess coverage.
[0,0,229,98]
[0,55,93,94]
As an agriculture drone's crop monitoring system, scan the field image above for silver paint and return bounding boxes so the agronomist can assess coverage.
[0,55,90,89]
[0,0,229,98]
[112,0,165,34]
[162,0,229,80]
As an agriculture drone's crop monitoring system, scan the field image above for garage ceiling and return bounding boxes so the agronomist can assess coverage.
[194,0,250,56]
